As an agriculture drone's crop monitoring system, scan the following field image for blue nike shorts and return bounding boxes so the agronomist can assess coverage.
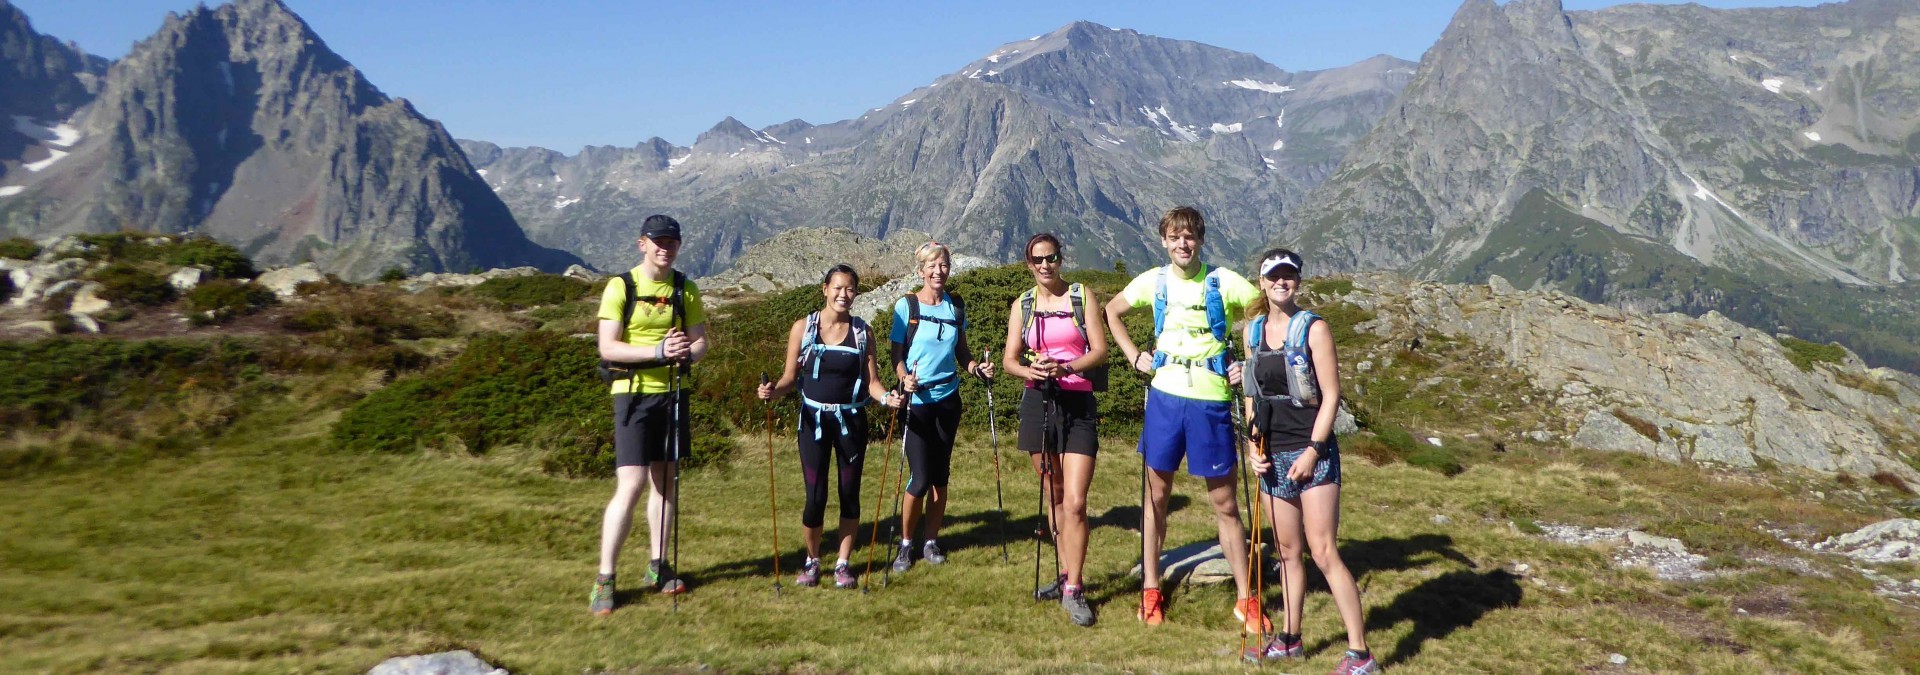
[1137,388,1236,478]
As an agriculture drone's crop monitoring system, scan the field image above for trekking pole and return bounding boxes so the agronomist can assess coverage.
[984,373,1009,564]
[762,373,782,597]
[670,366,684,613]
[1137,368,1150,619]
[886,390,910,589]
[862,386,904,594]
[1236,403,1256,660]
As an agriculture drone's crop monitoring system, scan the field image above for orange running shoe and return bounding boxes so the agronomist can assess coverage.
[1137,588,1166,626]
[1234,596,1271,634]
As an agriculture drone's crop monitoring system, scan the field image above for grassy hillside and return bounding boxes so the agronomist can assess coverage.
[1,260,1917,672]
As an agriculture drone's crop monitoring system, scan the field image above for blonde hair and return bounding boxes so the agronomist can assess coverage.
[914,241,951,268]
[1159,206,1205,240]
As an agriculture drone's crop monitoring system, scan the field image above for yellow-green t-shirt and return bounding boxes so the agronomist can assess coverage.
[1122,263,1260,401]
[597,266,707,395]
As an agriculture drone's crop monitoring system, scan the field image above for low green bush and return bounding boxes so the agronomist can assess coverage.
[90,263,176,306]
[0,237,39,260]
[468,274,589,309]
[164,237,256,279]
[378,267,409,283]
[331,330,733,476]
[184,280,277,325]
[0,337,261,429]
[1778,336,1846,372]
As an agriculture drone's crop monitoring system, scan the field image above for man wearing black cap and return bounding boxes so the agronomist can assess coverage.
[590,214,710,615]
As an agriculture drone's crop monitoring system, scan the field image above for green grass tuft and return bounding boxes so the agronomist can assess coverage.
[466,274,590,309]
[1778,337,1846,372]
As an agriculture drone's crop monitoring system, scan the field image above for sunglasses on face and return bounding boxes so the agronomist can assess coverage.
[1264,269,1300,282]
[1027,253,1061,265]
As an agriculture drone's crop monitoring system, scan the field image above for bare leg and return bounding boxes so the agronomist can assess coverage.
[922,485,947,541]
[901,493,923,544]
[1267,493,1308,635]
[1058,453,1094,586]
[1302,484,1368,651]
[835,518,858,561]
[646,461,678,560]
[1205,471,1252,599]
[803,525,823,560]
[1141,468,1175,589]
[598,465,647,574]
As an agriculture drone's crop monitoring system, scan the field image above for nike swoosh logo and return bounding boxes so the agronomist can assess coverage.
[1213,462,1231,471]
[846,454,862,464]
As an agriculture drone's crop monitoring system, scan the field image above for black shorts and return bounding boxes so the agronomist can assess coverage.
[1017,388,1098,457]
[613,391,690,467]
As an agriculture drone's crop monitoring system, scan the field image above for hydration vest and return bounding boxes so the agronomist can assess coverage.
[1017,282,1108,391]
[1150,264,1231,377]
[798,312,870,439]
[1244,310,1322,409]
[598,270,686,384]
[900,292,966,389]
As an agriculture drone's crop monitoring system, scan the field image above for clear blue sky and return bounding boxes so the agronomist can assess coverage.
[16,0,1817,152]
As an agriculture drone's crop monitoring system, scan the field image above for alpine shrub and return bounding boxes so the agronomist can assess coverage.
[378,267,409,283]
[468,274,590,309]
[185,280,277,325]
[91,263,176,306]
[1778,336,1846,372]
[164,237,257,279]
[0,237,39,260]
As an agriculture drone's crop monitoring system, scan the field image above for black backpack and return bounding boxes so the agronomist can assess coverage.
[599,270,687,383]
[900,291,966,347]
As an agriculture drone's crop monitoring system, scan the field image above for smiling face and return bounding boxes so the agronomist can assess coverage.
[1161,227,1201,267]
[1027,239,1061,284]
[1260,264,1301,307]
[822,270,857,312]
[918,252,951,292]
[639,235,680,268]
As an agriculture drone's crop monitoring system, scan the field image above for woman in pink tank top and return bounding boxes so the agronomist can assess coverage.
[998,233,1109,627]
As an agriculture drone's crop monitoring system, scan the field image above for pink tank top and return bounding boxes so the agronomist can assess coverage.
[1023,310,1093,392]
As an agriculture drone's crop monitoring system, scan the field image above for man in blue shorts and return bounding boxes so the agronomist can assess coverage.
[1105,206,1265,633]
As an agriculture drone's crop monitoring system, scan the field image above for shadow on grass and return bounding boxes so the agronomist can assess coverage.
[1339,568,1524,666]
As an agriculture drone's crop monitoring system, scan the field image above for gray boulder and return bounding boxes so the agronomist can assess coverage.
[1817,519,1920,565]
[255,263,326,299]
[7,257,89,307]
[68,282,109,315]
[366,650,507,675]
[168,266,205,291]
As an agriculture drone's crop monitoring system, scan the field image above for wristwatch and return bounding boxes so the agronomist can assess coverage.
[1060,363,1076,376]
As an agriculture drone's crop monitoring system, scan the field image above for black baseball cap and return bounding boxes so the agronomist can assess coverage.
[639,214,681,240]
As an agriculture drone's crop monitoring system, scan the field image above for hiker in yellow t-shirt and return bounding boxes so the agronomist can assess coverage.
[589,215,709,615]
[1105,206,1266,632]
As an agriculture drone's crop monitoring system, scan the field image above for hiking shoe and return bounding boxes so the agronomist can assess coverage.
[1035,573,1067,601]
[1136,588,1166,626]
[833,562,857,589]
[647,559,687,595]
[1333,652,1380,674]
[891,543,913,573]
[1261,634,1304,660]
[1061,586,1096,627]
[588,576,616,616]
[1234,596,1271,634]
[922,541,947,565]
[796,559,821,587]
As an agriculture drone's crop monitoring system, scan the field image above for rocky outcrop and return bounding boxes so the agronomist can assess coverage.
[0,2,106,183]
[697,227,927,295]
[0,0,579,280]
[1341,273,1920,481]
[366,651,506,675]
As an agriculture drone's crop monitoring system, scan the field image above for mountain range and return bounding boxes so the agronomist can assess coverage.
[2,0,1918,369]
[0,0,577,279]
[461,21,1414,276]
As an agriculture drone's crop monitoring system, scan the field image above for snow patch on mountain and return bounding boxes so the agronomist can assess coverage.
[1226,79,1295,94]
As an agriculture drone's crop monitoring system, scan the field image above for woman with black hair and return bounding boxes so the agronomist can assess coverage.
[759,264,904,589]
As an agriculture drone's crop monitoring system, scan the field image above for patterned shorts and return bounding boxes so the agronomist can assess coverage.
[1258,444,1342,500]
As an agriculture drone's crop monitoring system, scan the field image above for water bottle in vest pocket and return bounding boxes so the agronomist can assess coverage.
[1281,311,1320,408]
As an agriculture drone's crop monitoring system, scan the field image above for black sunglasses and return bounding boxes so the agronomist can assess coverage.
[1027,252,1062,265]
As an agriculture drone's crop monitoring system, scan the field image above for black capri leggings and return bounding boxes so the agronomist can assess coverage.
[797,409,868,528]
[903,393,962,498]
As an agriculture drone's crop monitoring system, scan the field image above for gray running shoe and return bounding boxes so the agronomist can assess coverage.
[648,559,687,595]
[588,576,615,616]
[1061,585,1096,626]
[796,559,821,587]
[922,541,947,565]
[891,543,913,573]
[1333,653,1380,674]
[1035,573,1067,601]
[833,562,857,589]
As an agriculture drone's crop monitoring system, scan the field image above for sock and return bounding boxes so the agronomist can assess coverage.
[901,538,913,547]
[596,573,614,583]
[1063,583,1082,594]
[1283,632,1301,644]
[804,556,819,566]
[924,539,937,548]
[1347,649,1372,661]
[836,558,850,568]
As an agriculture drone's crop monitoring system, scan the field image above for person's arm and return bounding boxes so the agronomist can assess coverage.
[1306,320,1341,445]
[1105,291,1149,374]
[864,330,901,407]
[1002,299,1039,382]
[759,320,806,400]
[684,322,710,364]
[1064,287,1109,374]
[598,319,663,363]
[957,325,993,379]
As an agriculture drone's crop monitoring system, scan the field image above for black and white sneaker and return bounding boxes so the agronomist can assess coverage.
[1035,573,1067,601]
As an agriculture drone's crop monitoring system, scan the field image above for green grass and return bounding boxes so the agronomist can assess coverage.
[2,385,1914,672]
[1779,337,1846,373]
